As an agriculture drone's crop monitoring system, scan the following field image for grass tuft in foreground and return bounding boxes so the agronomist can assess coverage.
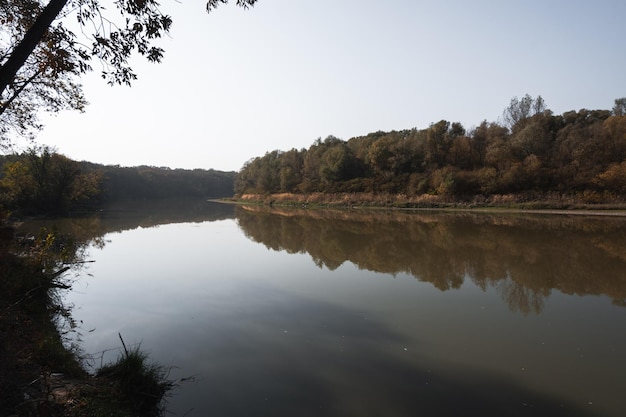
[96,334,174,416]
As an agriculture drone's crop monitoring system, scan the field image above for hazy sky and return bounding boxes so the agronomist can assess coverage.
[31,0,626,171]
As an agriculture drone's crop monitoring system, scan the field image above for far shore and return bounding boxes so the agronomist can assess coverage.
[215,192,626,217]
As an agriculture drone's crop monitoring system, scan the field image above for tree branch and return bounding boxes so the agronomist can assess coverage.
[0,70,43,117]
[0,0,69,98]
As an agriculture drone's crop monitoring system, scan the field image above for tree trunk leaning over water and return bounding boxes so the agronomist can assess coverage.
[0,0,69,109]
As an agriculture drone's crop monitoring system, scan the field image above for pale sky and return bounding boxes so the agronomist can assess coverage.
[31,0,626,172]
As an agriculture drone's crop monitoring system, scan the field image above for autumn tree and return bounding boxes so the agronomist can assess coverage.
[0,0,258,144]
[234,96,626,203]
[279,148,304,193]
[594,160,626,193]
[1,147,101,213]
[447,135,473,170]
[423,120,464,168]
[234,150,282,195]
[319,141,356,186]
[257,150,281,193]
[502,94,546,133]
[551,109,615,189]
[613,97,626,116]
[234,157,260,195]
[509,111,560,161]
[368,134,399,174]
[300,138,324,192]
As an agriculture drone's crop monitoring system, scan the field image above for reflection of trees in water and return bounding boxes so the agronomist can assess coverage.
[236,207,626,314]
[496,277,548,315]
[17,200,235,243]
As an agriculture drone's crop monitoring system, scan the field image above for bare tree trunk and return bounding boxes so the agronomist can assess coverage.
[0,0,69,99]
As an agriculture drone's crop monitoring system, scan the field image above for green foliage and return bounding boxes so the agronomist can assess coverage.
[235,97,626,203]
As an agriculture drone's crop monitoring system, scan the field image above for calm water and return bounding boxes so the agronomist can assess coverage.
[23,202,626,416]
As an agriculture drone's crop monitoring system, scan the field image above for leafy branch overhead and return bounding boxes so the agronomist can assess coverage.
[0,0,259,143]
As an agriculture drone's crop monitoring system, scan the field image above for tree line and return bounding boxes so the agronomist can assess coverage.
[236,96,626,203]
[0,148,235,215]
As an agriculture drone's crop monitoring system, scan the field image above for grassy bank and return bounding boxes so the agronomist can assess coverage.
[0,226,173,416]
[227,191,626,213]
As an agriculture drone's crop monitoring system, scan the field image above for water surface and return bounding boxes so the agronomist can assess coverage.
[32,203,626,417]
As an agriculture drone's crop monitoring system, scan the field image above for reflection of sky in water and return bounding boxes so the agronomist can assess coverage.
[65,219,626,417]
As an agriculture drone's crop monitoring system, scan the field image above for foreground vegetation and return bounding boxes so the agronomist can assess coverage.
[0,223,173,416]
[236,96,626,206]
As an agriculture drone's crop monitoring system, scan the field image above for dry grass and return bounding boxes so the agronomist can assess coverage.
[236,191,626,211]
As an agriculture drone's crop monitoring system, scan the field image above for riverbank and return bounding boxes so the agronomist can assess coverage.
[0,249,87,416]
[220,192,626,216]
[0,229,172,417]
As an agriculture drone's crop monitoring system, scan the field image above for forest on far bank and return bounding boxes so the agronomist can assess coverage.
[235,96,626,205]
[0,150,235,216]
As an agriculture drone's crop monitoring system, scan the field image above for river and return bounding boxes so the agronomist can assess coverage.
[20,201,626,417]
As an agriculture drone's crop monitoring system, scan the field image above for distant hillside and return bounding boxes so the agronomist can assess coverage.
[0,151,235,215]
[86,163,236,202]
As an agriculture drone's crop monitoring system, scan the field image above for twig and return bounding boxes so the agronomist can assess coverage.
[118,332,129,357]
[51,266,71,278]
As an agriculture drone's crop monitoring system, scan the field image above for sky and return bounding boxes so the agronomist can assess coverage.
[28,0,626,172]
